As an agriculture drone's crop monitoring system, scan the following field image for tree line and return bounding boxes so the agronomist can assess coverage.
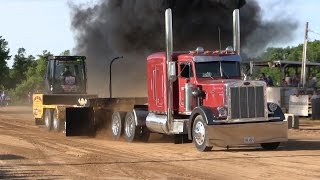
[0,35,319,103]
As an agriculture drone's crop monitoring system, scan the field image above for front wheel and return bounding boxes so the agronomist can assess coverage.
[260,142,280,150]
[192,115,212,152]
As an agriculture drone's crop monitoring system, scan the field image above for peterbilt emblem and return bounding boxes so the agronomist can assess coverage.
[78,98,88,106]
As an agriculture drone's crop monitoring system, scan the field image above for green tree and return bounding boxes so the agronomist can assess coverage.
[10,48,35,87]
[0,36,10,89]
[12,50,51,102]
[60,50,70,56]
[307,40,320,62]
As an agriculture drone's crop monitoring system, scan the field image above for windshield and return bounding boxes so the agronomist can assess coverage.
[54,60,85,81]
[195,61,240,78]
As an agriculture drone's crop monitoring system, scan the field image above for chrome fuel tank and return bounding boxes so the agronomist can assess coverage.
[146,113,168,134]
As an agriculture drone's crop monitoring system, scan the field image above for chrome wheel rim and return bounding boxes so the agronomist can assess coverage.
[112,116,120,136]
[194,121,205,145]
[125,116,134,138]
[53,115,58,130]
[45,111,50,127]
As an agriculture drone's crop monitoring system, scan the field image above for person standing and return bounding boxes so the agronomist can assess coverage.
[259,73,268,84]
[0,91,6,106]
[285,73,292,87]
[267,76,274,86]
[309,74,317,90]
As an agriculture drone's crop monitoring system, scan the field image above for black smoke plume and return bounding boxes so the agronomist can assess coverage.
[70,0,297,97]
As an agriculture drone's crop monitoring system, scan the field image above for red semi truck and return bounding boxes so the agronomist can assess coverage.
[66,8,288,152]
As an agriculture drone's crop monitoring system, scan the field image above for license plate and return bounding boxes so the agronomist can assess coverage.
[244,136,255,144]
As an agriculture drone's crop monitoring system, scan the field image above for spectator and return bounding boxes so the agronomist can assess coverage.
[0,91,6,106]
[259,73,268,84]
[311,89,320,100]
[309,73,317,89]
[0,91,2,105]
[267,76,274,86]
[291,73,300,87]
[285,73,292,86]
[281,78,288,87]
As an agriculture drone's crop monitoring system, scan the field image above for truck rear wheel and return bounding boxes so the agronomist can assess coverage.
[44,109,53,131]
[139,126,150,142]
[124,112,138,142]
[111,111,126,140]
[260,142,280,150]
[192,115,213,152]
[52,109,63,132]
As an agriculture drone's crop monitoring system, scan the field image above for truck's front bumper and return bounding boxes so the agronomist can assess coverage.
[206,121,288,147]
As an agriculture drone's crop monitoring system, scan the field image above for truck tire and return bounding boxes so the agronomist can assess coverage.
[44,109,53,131]
[52,109,63,132]
[139,126,150,142]
[111,111,126,140]
[124,112,139,142]
[192,115,213,152]
[260,142,280,150]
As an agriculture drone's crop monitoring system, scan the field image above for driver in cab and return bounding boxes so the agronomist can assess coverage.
[61,66,76,86]
[62,66,73,77]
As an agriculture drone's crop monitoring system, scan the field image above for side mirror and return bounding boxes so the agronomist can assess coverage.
[168,61,177,82]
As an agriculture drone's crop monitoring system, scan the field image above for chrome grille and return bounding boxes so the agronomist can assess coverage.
[229,85,265,119]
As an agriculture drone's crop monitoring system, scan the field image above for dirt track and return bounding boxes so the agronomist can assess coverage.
[0,106,320,179]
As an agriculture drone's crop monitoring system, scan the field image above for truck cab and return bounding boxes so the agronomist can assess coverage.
[148,47,268,122]
[175,48,243,116]
[146,47,287,151]
[45,56,87,94]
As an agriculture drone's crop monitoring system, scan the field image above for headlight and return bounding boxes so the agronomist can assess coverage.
[268,103,278,112]
[217,106,228,118]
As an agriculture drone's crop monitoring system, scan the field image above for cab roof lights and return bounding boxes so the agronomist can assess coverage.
[189,46,236,55]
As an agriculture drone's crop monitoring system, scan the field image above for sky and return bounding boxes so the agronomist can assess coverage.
[0,0,319,67]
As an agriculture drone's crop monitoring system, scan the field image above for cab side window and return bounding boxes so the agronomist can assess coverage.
[180,63,193,78]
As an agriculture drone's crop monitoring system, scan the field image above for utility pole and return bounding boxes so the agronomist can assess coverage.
[301,22,308,88]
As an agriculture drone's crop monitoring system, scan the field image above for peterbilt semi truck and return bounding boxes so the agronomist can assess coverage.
[66,8,288,152]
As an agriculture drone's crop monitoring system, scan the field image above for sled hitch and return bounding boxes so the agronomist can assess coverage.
[65,107,95,136]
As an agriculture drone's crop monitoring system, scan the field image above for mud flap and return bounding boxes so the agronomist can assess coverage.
[66,107,95,136]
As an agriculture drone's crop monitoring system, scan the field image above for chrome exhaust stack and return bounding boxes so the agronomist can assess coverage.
[233,9,240,54]
[165,8,176,134]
